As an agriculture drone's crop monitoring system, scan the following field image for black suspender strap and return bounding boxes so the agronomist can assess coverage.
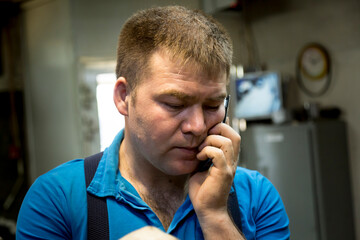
[228,182,243,232]
[84,152,109,240]
[84,152,242,238]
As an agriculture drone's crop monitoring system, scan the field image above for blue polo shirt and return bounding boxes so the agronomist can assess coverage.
[16,130,290,240]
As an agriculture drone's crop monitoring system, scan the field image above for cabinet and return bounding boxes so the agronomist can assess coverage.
[240,120,355,240]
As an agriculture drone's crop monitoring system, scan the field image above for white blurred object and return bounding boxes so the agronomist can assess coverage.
[119,226,179,240]
[272,108,291,124]
[96,73,125,151]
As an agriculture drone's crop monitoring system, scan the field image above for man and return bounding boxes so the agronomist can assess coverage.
[16,6,290,240]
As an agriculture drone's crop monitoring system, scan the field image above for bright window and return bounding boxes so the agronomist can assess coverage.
[96,73,125,151]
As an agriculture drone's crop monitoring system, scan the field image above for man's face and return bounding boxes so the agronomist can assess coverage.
[125,51,227,176]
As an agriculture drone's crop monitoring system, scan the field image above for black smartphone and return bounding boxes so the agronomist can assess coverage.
[197,95,230,172]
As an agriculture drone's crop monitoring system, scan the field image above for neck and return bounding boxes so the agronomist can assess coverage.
[119,138,189,230]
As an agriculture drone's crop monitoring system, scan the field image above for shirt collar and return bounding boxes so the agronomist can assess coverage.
[87,130,125,197]
[86,130,162,206]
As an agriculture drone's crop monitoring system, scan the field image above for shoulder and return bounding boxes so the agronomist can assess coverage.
[31,159,86,196]
[233,166,283,211]
[16,159,88,239]
[38,158,85,184]
[233,167,290,239]
[233,167,270,192]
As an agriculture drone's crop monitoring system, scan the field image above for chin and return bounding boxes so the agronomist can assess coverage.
[164,161,199,176]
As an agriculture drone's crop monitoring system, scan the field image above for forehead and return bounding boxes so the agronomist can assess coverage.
[137,51,227,100]
[147,49,227,85]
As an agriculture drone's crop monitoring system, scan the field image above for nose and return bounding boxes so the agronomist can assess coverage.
[181,106,207,136]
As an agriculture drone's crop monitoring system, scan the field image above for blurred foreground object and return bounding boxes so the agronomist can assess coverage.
[119,226,179,240]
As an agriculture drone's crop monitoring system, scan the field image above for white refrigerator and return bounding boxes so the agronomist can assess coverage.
[239,120,355,240]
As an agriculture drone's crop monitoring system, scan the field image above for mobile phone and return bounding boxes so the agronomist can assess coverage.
[197,95,230,172]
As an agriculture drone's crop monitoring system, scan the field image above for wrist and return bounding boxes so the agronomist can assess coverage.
[197,210,244,240]
[199,210,230,230]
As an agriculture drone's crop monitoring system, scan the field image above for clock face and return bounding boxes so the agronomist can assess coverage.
[296,43,331,97]
[300,46,328,80]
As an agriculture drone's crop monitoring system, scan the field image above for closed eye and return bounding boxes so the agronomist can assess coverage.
[204,105,221,111]
[163,102,185,110]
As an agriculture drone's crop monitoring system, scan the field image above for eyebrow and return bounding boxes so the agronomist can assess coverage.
[157,89,227,102]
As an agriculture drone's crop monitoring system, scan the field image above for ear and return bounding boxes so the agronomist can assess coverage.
[113,77,130,116]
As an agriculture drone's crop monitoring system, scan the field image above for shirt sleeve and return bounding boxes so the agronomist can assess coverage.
[16,174,72,239]
[254,172,290,240]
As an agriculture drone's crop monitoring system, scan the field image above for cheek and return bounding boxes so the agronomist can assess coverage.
[134,107,179,143]
[206,109,226,128]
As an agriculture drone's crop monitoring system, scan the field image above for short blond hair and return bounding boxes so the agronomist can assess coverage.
[116,5,233,90]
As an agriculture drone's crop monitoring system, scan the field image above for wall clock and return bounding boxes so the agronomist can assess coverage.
[296,43,331,97]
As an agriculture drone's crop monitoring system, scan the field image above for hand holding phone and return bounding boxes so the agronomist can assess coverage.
[197,95,230,172]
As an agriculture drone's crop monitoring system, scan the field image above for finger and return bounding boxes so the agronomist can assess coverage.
[199,134,232,150]
[208,123,241,157]
[198,135,234,166]
[196,146,228,169]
